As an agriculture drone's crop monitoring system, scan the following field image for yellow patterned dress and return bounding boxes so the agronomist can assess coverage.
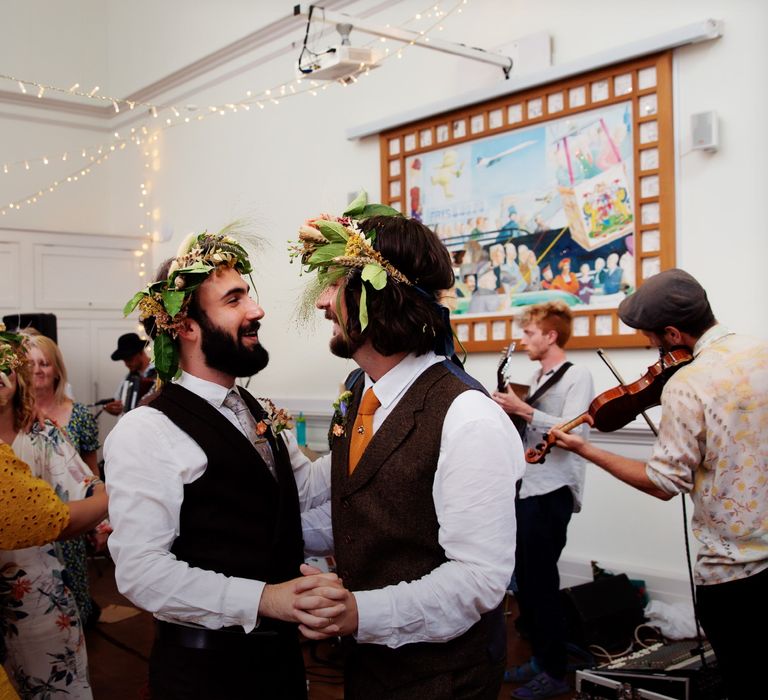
[0,443,70,700]
[1,425,96,699]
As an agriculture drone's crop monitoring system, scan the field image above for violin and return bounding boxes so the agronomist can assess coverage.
[524,347,693,464]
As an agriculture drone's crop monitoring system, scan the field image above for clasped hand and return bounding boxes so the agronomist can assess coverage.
[260,563,357,640]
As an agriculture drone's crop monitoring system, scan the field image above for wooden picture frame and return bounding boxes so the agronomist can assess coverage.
[379,51,675,351]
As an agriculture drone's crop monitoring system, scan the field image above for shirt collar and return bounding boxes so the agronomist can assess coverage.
[363,351,442,410]
[692,323,733,357]
[538,360,565,382]
[176,370,235,409]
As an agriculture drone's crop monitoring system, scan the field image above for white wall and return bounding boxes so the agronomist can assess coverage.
[2,0,766,600]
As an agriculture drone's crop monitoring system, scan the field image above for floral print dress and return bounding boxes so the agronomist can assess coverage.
[1,424,96,699]
[60,403,101,628]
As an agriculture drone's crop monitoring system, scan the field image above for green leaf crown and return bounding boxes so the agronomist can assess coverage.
[123,228,254,384]
[289,190,408,330]
[0,323,26,376]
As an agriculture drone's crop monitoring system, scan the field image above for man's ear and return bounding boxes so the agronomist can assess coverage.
[662,325,684,346]
[547,328,559,346]
[176,317,199,342]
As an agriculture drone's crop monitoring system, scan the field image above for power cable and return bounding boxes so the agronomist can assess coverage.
[297,5,337,74]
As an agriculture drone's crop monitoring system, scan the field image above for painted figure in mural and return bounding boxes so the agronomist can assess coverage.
[602,252,623,294]
[430,150,462,198]
[551,258,580,295]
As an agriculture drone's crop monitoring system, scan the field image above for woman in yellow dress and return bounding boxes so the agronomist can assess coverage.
[0,327,107,699]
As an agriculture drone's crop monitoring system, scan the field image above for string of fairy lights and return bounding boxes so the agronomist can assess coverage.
[1,0,471,276]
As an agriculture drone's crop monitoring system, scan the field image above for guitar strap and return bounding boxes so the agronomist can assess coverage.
[511,362,573,438]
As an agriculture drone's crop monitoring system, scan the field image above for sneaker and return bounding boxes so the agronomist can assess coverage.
[510,671,570,699]
[504,657,541,683]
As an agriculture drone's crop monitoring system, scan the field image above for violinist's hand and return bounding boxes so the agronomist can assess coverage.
[550,417,593,456]
[492,387,531,420]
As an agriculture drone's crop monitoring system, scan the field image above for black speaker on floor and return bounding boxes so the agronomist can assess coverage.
[2,313,58,343]
[561,574,645,653]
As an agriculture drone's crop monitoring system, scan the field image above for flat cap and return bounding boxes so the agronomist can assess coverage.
[618,268,711,331]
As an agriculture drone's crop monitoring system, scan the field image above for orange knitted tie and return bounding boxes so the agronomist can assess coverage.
[348,387,381,474]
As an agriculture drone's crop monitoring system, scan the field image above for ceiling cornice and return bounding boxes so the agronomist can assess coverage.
[0,0,362,122]
[0,90,108,118]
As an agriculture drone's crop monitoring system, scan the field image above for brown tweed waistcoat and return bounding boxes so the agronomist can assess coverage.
[330,360,505,692]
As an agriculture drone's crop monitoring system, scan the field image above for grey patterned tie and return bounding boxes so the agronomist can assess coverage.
[223,390,276,478]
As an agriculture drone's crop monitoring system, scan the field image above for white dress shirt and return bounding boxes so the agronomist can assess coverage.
[105,371,331,632]
[521,361,593,511]
[302,352,524,648]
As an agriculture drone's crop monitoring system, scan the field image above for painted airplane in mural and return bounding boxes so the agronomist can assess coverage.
[475,139,537,168]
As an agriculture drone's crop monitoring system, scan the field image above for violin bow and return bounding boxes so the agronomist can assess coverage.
[596,348,659,436]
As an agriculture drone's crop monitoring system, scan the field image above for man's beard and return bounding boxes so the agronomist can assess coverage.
[198,313,269,377]
[326,312,363,359]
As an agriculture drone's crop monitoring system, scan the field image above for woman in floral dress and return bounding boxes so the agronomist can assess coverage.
[0,329,102,699]
[25,334,101,628]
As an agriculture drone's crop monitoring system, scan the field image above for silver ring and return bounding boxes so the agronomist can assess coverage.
[327,617,333,626]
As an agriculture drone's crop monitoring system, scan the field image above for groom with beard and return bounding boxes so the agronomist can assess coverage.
[105,256,345,700]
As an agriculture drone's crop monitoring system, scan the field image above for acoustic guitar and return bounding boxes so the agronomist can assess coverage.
[496,342,529,399]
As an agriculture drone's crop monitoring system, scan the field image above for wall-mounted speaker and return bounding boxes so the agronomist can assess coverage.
[2,313,58,343]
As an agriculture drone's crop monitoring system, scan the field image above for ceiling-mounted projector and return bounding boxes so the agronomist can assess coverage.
[299,45,381,80]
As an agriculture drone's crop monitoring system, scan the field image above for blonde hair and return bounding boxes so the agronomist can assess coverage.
[25,333,69,404]
[520,300,573,347]
[8,340,35,431]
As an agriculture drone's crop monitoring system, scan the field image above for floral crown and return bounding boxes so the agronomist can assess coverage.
[124,226,255,384]
[289,190,408,330]
[0,323,26,382]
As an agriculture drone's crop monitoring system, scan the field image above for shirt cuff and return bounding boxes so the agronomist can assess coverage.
[353,589,394,644]
[224,577,265,633]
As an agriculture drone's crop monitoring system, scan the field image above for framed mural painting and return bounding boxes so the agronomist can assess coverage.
[379,52,675,351]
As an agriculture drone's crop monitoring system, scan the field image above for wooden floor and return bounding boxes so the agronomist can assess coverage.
[85,557,575,699]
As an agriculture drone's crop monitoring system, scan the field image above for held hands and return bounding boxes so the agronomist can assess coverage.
[259,563,351,636]
[294,563,358,640]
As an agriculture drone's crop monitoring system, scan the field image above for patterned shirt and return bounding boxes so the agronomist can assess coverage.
[645,325,768,585]
[64,401,100,454]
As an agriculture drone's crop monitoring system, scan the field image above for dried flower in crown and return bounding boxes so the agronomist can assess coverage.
[123,225,256,384]
[0,323,26,378]
[288,190,409,331]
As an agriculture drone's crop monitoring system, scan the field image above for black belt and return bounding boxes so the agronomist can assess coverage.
[156,620,295,651]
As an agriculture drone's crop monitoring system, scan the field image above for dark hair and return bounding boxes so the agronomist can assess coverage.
[342,216,454,356]
[652,310,715,339]
[142,257,207,339]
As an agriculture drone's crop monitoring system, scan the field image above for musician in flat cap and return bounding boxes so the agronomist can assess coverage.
[552,268,768,700]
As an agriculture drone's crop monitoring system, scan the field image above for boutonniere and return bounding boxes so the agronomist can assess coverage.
[330,390,353,438]
[256,398,294,436]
